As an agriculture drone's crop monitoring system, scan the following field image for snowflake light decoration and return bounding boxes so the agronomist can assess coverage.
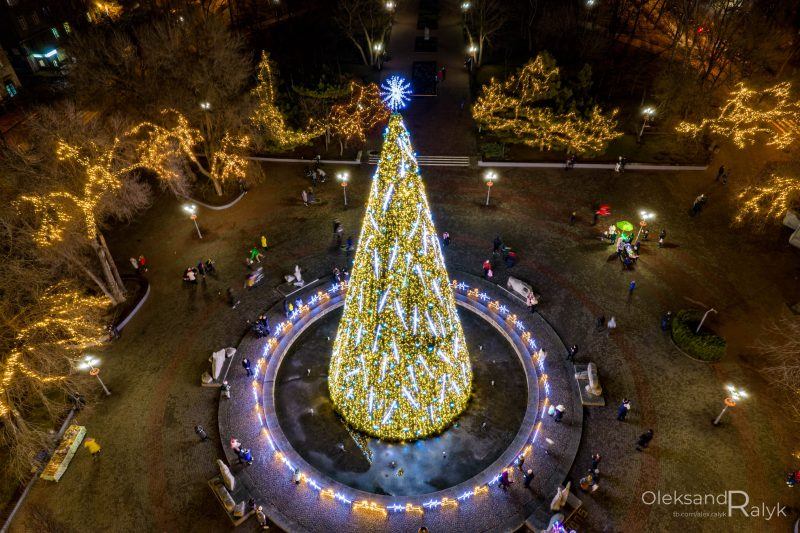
[380,76,412,111]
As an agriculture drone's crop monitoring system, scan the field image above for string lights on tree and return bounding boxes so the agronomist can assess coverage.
[328,114,472,440]
[733,173,800,230]
[472,55,621,155]
[251,52,323,150]
[676,82,800,149]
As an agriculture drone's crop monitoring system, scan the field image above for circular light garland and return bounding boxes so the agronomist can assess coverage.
[247,278,562,521]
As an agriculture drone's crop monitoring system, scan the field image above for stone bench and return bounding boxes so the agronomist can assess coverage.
[208,459,255,526]
[573,362,605,406]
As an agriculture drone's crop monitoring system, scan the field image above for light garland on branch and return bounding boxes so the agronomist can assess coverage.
[18,138,140,246]
[0,285,108,418]
[473,55,621,155]
[327,114,472,440]
[327,82,390,145]
[251,52,323,149]
[734,173,800,227]
[676,82,800,149]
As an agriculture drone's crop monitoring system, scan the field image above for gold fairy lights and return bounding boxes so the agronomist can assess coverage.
[1,286,108,418]
[327,82,390,145]
[676,82,800,149]
[328,115,472,440]
[734,173,800,226]
[473,55,621,155]
[251,52,322,148]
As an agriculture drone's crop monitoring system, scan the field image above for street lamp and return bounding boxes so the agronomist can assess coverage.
[199,101,211,111]
[461,2,471,12]
[638,106,655,143]
[635,210,655,242]
[78,355,111,396]
[336,171,350,207]
[586,0,597,6]
[183,203,203,239]
[373,42,384,69]
[712,384,747,426]
[385,1,395,11]
[484,171,497,206]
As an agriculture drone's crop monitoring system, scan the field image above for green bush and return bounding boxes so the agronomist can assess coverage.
[481,142,505,160]
[671,310,726,362]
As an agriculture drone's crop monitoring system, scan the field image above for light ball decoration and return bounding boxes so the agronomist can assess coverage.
[380,76,412,112]
[328,114,472,440]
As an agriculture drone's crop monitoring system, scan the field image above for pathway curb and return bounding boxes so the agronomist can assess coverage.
[180,190,247,211]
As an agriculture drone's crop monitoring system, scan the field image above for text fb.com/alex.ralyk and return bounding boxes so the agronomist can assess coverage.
[641,490,789,521]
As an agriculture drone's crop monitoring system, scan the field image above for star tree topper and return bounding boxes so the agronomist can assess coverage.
[380,75,412,111]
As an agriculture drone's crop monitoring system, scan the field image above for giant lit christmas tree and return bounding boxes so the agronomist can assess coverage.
[329,114,472,440]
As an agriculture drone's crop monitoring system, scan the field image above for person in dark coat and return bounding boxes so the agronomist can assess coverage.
[523,469,535,489]
[636,429,654,451]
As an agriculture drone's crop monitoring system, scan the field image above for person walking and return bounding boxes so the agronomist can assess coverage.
[138,255,148,273]
[84,437,102,460]
[499,469,513,490]
[256,505,270,530]
[553,404,565,422]
[261,235,268,249]
[658,228,666,248]
[567,344,579,362]
[526,291,538,313]
[442,231,451,247]
[569,211,577,225]
[194,425,209,442]
[250,247,263,263]
[607,316,617,334]
[661,311,673,331]
[301,189,308,207]
[589,453,601,473]
[617,399,631,421]
[482,259,491,278]
[517,453,526,472]
[596,315,606,332]
[628,280,636,297]
[346,236,354,256]
[440,66,446,81]
[716,165,725,182]
[636,429,654,451]
[493,236,503,252]
[615,156,623,173]
[523,469,535,489]
[335,221,344,246]
[226,287,240,309]
[130,257,139,273]
[242,357,254,377]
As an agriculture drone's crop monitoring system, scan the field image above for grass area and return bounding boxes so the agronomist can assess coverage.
[671,309,726,362]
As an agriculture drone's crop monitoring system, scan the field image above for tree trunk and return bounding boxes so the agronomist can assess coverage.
[91,235,125,304]
[98,231,124,292]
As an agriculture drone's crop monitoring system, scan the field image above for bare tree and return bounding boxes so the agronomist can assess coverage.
[757,318,800,421]
[466,0,508,67]
[6,104,151,304]
[335,0,394,66]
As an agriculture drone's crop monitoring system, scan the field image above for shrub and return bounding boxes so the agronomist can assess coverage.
[671,310,726,362]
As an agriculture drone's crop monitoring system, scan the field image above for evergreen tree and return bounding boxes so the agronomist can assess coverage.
[329,115,472,440]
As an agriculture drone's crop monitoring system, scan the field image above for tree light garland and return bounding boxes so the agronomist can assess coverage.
[733,173,800,228]
[676,82,800,149]
[327,82,390,145]
[328,114,471,440]
[472,55,621,155]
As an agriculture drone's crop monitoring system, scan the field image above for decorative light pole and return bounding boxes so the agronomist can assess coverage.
[635,210,655,243]
[484,171,497,206]
[385,1,395,12]
[638,106,656,143]
[79,355,111,396]
[586,0,597,6]
[373,42,384,69]
[337,171,350,207]
[183,203,203,239]
[713,384,747,426]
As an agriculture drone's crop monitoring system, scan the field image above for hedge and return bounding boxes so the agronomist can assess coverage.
[671,309,726,362]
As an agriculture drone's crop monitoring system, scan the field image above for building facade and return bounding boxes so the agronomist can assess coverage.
[0,47,21,103]
[0,0,88,75]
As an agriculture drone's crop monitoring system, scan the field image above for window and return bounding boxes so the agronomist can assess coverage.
[6,83,18,97]
[31,12,40,25]
[17,16,26,31]
[63,22,71,34]
[51,27,60,39]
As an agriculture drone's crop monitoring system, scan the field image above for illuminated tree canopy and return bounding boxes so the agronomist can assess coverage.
[676,82,800,149]
[734,173,800,230]
[329,115,472,440]
[473,54,621,155]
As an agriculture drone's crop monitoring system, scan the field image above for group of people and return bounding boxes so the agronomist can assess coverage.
[183,259,216,284]
[251,314,271,338]
[129,255,148,273]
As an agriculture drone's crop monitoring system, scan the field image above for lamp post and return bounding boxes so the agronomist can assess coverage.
[712,384,747,426]
[635,210,655,243]
[638,106,655,143]
[373,42,384,69]
[183,203,203,239]
[696,307,717,334]
[385,1,395,12]
[79,355,111,396]
[337,171,350,207]
[484,171,497,206]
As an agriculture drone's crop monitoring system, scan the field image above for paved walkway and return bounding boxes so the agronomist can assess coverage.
[218,272,581,532]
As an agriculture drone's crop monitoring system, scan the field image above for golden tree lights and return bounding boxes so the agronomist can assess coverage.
[19,138,139,246]
[327,82,390,146]
[472,55,621,155]
[328,115,472,440]
[734,174,800,228]
[0,285,108,418]
[251,52,322,149]
[676,82,800,149]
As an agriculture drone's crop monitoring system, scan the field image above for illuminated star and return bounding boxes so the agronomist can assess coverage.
[380,76,412,111]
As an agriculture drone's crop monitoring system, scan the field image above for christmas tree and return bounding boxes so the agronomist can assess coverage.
[329,114,472,440]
